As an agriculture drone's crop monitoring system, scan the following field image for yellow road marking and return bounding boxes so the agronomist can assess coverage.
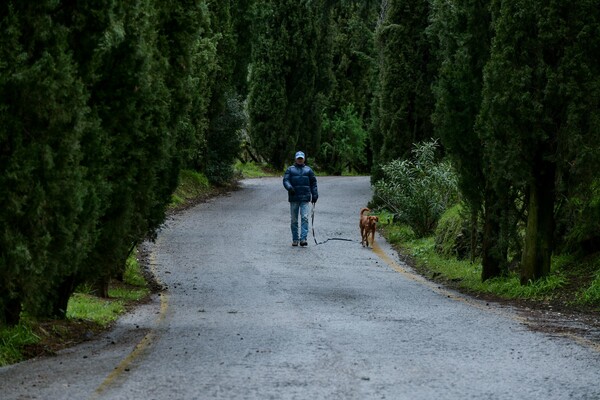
[90,249,169,399]
[372,239,600,352]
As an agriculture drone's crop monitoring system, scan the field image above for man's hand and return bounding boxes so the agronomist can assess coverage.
[311,198,317,205]
[289,188,295,195]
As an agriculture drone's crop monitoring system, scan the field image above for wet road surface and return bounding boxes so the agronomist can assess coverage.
[1,177,599,399]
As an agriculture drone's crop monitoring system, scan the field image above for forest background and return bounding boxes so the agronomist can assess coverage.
[1,0,599,336]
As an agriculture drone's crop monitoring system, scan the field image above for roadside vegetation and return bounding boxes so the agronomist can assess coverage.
[0,253,149,366]
[0,162,280,366]
[373,142,600,313]
[1,167,235,367]
[380,217,600,311]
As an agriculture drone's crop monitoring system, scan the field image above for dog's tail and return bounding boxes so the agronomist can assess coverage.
[360,207,370,216]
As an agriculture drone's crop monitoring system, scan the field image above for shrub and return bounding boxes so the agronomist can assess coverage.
[374,140,458,237]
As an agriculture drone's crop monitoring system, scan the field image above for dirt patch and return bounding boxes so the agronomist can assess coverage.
[22,318,105,359]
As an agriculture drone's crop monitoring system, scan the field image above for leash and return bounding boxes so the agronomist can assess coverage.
[311,203,356,246]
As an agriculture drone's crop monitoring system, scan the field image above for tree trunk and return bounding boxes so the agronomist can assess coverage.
[92,275,110,298]
[520,162,556,284]
[50,275,76,318]
[1,296,22,327]
[481,187,506,281]
[470,207,478,264]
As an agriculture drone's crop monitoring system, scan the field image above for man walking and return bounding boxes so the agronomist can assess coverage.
[283,151,318,246]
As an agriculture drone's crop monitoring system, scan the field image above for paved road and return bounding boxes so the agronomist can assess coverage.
[1,176,599,399]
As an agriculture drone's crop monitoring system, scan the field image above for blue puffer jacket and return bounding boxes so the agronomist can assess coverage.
[283,163,318,203]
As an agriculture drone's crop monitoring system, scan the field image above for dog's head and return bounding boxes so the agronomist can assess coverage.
[367,215,378,227]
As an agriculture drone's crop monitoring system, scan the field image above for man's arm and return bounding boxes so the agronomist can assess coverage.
[283,168,294,192]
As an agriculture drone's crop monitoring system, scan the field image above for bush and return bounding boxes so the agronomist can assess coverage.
[374,140,458,237]
[434,204,482,260]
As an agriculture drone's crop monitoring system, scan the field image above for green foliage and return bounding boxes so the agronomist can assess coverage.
[248,0,323,169]
[234,161,276,178]
[203,2,245,185]
[0,1,99,321]
[0,0,240,324]
[579,271,600,306]
[67,294,125,328]
[561,178,600,254]
[401,236,566,299]
[68,252,149,328]
[429,0,491,213]
[477,275,566,299]
[327,1,378,121]
[477,0,600,282]
[157,0,217,171]
[205,92,245,185]
[0,322,39,366]
[434,204,477,260]
[380,222,417,245]
[170,170,211,208]
[372,0,437,178]
[231,0,254,96]
[374,140,458,238]
[320,105,368,175]
[123,252,148,289]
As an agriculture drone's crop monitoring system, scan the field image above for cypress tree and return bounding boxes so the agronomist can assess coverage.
[0,1,96,322]
[320,1,378,174]
[74,0,174,297]
[157,0,217,172]
[372,0,436,179]
[430,0,513,279]
[248,0,321,169]
[204,0,243,185]
[231,0,254,97]
[478,0,600,283]
[328,1,378,119]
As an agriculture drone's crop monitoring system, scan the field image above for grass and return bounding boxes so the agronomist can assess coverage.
[379,218,587,303]
[576,257,600,306]
[66,294,126,328]
[0,252,150,366]
[0,322,40,366]
[67,255,149,326]
[170,169,211,208]
[234,161,278,178]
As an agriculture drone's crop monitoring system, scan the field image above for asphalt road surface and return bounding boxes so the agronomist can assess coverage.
[1,176,599,400]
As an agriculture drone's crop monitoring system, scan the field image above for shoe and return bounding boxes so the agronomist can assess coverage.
[300,240,308,247]
[292,241,299,246]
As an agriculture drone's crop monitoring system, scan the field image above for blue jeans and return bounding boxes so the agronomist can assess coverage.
[290,202,310,242]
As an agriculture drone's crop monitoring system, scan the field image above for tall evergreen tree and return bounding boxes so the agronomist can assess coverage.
[430,0,513,280]
[328,1,378,119]
[248,0,321,169]
[60,0,176,300]
[156,0,217,173]
[204,0,243,185]
[478,0,600,283]
[231,0,254,97]
[0,1,97,322]
[319,1,378,174]
[372,0,436,180]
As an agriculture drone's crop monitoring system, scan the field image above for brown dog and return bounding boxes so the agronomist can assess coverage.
[360,207,379,248]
